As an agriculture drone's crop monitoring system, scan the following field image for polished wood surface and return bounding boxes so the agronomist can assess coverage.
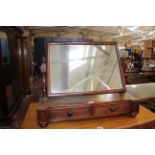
[37,100,139,127]
[127,83,155,101]
[21,103,155,129]
[40,91,137,105]
[0,27,32,123]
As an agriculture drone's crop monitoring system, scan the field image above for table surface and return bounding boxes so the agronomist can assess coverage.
[126,82,155,101]
[21,103,155,129]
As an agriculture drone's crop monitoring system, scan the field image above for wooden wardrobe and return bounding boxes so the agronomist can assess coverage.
[0,26,32,125]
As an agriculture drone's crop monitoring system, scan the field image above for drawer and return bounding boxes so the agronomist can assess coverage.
[48,105,93,122]
[37,101,139,127]
[94,102,130,117]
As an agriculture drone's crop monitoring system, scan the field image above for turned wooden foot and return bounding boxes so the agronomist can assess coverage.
[130,112,138,118]
[37,109,48,128]
[39,122,48,128]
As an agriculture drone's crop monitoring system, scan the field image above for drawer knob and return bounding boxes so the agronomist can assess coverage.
[109,107,116,112]
[67,111,73,117]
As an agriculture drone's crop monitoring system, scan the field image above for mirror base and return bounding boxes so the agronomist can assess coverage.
[37,100,139,127]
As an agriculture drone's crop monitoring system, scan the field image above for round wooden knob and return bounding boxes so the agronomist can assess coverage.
[67,111,73,117]
[109,107,116,112]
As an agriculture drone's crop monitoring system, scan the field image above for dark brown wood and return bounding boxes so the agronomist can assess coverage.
[20,37,32,93]
[37,92,140,127]
[35,41,138,127]
[46,41,126,97]
[0,43,9,118]
[0,27,32,124]
[22,104,155,129]
[37,109,48,128]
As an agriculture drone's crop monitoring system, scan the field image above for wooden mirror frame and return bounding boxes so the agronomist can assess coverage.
[46,41,126,97]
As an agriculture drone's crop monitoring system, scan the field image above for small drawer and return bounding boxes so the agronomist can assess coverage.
[48,105,93,122]
[94,102,130,117]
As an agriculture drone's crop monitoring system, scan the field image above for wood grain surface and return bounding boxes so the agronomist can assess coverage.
[21,103,155,129]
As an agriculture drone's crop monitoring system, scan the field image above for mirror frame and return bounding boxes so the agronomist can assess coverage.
[46,41,126,97]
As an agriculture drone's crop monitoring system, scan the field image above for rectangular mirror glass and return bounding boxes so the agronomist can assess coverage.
[47,42,125,96]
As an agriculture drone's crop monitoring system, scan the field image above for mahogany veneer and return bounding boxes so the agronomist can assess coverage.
[36,92,139,127]
[22,104,155,129]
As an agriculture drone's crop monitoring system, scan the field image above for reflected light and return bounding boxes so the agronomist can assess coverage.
[130,85,137,88]
[69,46,88,71]
[127,26,139,31]
[101,46,106,50]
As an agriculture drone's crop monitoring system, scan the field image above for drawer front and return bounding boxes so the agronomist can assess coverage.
[48,106,93,122]
[94,102,130,117]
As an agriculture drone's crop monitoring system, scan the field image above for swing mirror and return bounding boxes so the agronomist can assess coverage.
[46,42,125,97]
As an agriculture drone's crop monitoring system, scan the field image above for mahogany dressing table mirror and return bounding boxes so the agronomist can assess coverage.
[37,42,139,127]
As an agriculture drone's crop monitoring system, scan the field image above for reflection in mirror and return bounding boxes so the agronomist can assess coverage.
[47,43,124,95]
[0,31,10,65]
[0,31,14,109]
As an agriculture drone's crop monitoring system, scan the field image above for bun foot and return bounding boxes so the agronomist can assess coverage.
[39,122,48,128]
[130,112,137,118]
